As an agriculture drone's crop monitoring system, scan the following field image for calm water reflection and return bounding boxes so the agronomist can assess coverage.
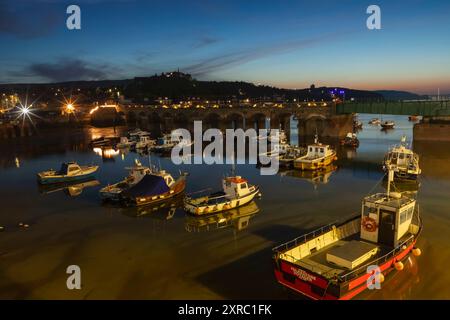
[0,114,449,299]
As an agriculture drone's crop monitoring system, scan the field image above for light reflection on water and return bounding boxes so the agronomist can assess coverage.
[0,114,449,299]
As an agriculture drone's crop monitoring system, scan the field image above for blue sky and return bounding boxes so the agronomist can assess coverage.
[1,0,449,94]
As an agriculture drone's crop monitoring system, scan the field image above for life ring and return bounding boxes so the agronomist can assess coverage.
[362,216,378,232]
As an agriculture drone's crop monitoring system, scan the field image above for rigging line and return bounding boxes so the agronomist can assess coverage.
[366,171,388,196]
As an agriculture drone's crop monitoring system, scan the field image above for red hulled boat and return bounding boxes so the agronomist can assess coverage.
[272,170,423,300]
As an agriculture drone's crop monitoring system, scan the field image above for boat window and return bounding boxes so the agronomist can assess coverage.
[399,153,405,160]
[68,167,78,172]
[309,147,313,152]
[407,207,414,220]
[315,147,319,152]
[400,210,407,224]
[240,183,247,189]
[320,148,324,153]
[363,206,377,217]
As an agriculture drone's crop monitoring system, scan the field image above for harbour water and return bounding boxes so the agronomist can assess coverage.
[0,114,449,299]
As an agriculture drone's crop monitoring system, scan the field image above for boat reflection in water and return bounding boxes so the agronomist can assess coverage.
[280,164,337,189]
[38,179,100,197]
[185,201,260,233]
[383,179,420,193]
[93,147,120,161]
[119,195,184,220]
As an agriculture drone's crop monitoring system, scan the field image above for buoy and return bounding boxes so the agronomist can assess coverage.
[0,226,5,232]
[379,273,385,283]
[23,224,30,228]
[394,261,404,271]
[18,222,24,227]
[412,248,422,257]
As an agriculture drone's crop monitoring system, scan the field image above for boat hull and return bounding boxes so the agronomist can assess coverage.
[273,239,417,300]
[294,152,337,171]
[37,169,98,185]
[185,186,260,216]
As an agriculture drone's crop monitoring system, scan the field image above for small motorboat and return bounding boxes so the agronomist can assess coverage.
[273,168,423,300]
[37,162,99,185]
[184,176,261,216]
[100,159,152,201]
[152,133,184,153]
[120,170,187,207]
[408,115,419,122]
[383,136,421,181]
[340,132,360,148]
[368,118,381,125]
[135,136,156,150]
[294,136,337,171]
[90,136,117,147]
[116,137,136,149]
[381,121,395,130]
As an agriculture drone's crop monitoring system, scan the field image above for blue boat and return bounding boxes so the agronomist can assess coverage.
[37,162,99,185]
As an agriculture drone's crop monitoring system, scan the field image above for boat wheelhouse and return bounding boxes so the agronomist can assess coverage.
[37,162,99,185]
[184,176,261,216]
[383,138,421,181]
[135,136,156,149]
[120,170,187,207]
[116,137,136,149]
[368,118,381,125]
[294,136,337,171]
[273,171,422,300]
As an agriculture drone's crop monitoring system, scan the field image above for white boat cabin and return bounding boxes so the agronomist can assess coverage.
[385,145,419,170]
[304,142,333,160]
[59,162,82,176]
[222,176,253,199]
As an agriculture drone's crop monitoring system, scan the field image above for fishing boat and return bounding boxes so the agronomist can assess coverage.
[185,201,260,233]
[184,176,261,216]
[368,118,381,125]
[37,162,99,185]
[152,133,183,153]
[340,132,359,148]
[120,170,187,207]
[381,121,395,130]
[135,136,156,150]
[100,159,152,201]
[293,136,337,171]
[278,146,306,169]
[383,137,421,181]
[272,168,423,300]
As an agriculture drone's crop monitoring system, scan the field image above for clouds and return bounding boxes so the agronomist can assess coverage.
[0,1,62,38]
[11,58,121,82]
[184,32,348,77]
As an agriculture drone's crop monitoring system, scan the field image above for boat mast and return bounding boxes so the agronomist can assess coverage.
[386,165,394,199]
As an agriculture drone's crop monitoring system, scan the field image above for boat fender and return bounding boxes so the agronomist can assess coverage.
[412,248,422,257]
[394,261,404,271]
[379,273,385,283]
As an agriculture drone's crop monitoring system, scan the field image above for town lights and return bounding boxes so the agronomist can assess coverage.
[66,103,75,113]
[20,106,30,115]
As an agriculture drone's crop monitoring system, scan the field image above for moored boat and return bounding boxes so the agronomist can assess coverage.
[100,159,152,201]
[135,136,156,150]
[37,162,99,185]
[116,137,136,149]
[368,118,381,125]
[273,169,423,300]
[120,170,187,207]
[340,132,359,148]
[184,176,261,215]
[383,136,421,181]
[278,146,306,168]
[381,121,395,130]
[293,136,337,171]
[408,115,419,122]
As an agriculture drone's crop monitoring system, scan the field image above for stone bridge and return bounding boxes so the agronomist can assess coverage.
[119,102,354,139]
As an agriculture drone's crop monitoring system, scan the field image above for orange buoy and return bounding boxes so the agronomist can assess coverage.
[394,261,404,271]
[412,248,422,257]
[379,273,385,283]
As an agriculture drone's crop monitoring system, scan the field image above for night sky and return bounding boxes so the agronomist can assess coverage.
[1,0,449,94]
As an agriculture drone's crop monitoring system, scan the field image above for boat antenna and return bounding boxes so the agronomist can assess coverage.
[386,165,394,199]
[314,128,318,144]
